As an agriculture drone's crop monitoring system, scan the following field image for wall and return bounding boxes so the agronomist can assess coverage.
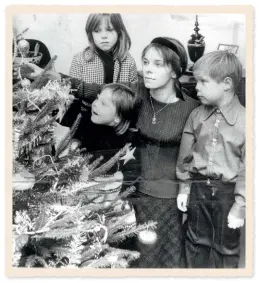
[13,13,246,74]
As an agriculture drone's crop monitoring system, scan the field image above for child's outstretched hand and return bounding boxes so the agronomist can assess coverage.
[177,193,189,212]
[13,62,44,80]
[20,62,44,79]
[227,213,245,229]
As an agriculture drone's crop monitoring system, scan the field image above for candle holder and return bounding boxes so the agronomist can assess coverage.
[187,15,205,72]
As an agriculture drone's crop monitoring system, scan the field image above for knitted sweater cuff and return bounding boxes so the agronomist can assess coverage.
[60,73,102,101]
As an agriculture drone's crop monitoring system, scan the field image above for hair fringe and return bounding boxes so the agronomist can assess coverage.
[85,14,131,62]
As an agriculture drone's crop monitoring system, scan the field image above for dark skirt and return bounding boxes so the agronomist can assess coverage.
[132,192,183,268]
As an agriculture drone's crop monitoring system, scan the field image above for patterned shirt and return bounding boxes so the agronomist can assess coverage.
[69,48,138,84]
[176,95,246,218]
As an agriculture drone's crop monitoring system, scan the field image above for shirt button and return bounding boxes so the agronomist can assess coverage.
[215,123,219,127]
[216,119,220,123]
[212,142,216,146]
[216,109,221,113]
[209,162,212,165]
[213,138,217,142]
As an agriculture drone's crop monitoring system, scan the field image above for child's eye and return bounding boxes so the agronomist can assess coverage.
[93,29,100,33]
[107,28,114,32]
[143,60,148,65]
[155,62,163,67]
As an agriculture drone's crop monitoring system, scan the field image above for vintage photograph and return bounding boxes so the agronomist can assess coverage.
[7,5,252,277]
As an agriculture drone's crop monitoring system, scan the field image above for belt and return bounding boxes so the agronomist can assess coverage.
[191,173,235,190]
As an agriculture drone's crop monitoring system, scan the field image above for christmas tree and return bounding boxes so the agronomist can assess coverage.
[12,51,157,268]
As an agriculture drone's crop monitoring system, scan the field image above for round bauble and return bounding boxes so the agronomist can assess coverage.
[13,170,35,191]
[70,139,81,152]
[17,39,30,56]
[121,201,131,211]
[113,171,123,181]
[102,201,112,209]
[138,230,157,245]
[21,78,31,88]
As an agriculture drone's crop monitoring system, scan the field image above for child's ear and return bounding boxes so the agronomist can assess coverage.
[114,116,121,125]
[171,71,177,79]
[223,77,233,91]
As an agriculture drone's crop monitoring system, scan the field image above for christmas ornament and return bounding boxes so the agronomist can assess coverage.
[113,171,123,181]
[138,230,157,245]
[106,202,137,233]
[70,139,81,152]
[21,78,31,88]
[13,170,35,191]
[121,201,131,211]
[102,201,112,209]
[17,39,30,57]
[120,146,136,165]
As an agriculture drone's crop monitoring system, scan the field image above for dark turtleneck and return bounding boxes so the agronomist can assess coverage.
[96,47,115,83]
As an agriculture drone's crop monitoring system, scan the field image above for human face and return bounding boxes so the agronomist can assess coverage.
[92,17,118,52]
[91,89,120,126]
[142,48,175,90]
[194,71,225,107]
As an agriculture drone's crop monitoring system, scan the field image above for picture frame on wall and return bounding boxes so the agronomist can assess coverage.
[217,43,239,54]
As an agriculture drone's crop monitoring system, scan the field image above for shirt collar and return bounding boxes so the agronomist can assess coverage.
[203,95,242,125]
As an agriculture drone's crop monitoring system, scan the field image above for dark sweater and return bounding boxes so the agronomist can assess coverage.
[136,89,199,198]
[60,99,140,180]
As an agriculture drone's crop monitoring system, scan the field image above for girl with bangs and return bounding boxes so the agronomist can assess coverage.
[20,37,199,268]
[69,13,138,84]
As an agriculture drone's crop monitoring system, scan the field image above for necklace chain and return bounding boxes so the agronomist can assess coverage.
[149,95,175,124]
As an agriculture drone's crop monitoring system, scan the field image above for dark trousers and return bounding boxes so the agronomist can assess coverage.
[184,175,241,268]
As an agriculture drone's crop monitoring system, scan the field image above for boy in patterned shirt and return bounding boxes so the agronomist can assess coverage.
[176,51,245,268]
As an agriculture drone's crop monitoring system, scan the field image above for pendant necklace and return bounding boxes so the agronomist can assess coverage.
[149,94,176,124]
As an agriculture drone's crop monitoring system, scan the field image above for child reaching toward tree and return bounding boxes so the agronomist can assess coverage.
[176,51,245,268]
[69,13,138,84]
[56,83,139,178]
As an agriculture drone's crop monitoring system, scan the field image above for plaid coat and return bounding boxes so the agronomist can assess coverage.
[69,48,138,84]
